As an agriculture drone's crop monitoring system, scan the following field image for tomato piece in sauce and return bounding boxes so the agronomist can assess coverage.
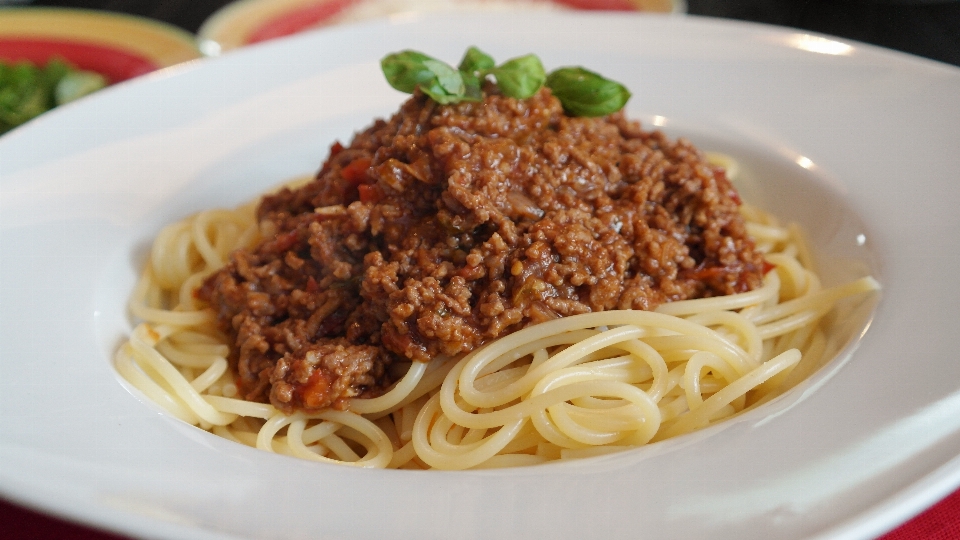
[298,369,333,409]
[357,183,382,203]
[341,156,372,184]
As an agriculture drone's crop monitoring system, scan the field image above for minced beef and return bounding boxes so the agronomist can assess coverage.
[198,87,766,414]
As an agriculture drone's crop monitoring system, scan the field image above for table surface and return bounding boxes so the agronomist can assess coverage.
[2,1,959,539]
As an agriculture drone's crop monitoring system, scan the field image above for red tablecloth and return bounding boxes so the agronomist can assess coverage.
[3,487,960,539]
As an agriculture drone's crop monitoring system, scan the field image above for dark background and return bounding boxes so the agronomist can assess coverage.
[16,0,960,67]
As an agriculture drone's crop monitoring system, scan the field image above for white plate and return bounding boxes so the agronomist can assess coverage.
[1,12,959,540]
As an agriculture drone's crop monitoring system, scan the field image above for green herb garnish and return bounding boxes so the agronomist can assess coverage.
[486,54,546,100]
[545,67,632,118]
[0,58,107,134]
[458,46,495,74]
[457,46,496,101]
[380,47,630,117]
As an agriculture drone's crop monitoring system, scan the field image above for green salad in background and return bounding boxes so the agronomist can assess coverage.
[0,58,107,134]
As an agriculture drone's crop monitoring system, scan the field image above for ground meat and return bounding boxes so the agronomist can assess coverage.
[198,87,766,414]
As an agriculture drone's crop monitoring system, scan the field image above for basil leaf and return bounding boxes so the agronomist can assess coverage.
[545,67,631,117]
[422,58,464,96]
[490,54,545,100]
[419,82,465,104]
[382,51,473,103]
[381,48,633,115]
[461,72,484,101]
[381,50,444,93]
[458,46,495,74]
[458,47,493,102]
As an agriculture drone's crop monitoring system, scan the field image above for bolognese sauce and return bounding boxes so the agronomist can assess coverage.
[198,87,766,414]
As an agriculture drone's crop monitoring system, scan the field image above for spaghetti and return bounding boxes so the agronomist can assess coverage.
[116,178,879,470]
